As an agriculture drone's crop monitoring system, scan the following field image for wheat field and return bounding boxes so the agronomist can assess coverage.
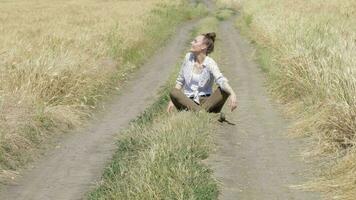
[222,0,356,198]
[0,0,194,172]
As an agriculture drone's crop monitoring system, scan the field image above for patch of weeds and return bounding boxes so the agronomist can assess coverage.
[215,8,235,21]
[244,13,253,27]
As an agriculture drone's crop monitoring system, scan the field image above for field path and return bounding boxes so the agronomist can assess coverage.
[206,19,320,199]
[0,20,199,200]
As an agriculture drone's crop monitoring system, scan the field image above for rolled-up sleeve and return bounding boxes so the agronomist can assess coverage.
[176,67,185,86]
[176,53,190,86]
[210,59,228,88]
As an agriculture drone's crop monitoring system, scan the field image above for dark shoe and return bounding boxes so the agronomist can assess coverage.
[218,112,225,122]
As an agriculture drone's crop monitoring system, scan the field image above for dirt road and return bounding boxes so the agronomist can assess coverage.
[0,20,198,200]
[206,19,320,199]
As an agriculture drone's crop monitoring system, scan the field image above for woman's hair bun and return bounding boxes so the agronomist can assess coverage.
[205,32,216,42]
[202,32,216,55]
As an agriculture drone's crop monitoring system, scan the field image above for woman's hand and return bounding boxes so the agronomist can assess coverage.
[221,82,237,112]
[228,93,237,112]
[167,101,175,113]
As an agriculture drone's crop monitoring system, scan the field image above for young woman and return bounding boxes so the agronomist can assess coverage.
[167,32,237,115]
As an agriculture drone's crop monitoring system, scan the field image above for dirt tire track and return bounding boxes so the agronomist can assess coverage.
[0,20,199,200]
[202,0,215,13]
[206,19,320,200]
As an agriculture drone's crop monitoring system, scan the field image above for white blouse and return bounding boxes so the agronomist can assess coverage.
[176,52,228,104]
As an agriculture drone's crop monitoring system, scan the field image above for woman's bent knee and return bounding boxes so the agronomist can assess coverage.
[218,87,230,97]
[169,88,180,99]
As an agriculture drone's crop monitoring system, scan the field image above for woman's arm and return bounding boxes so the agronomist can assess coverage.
[223,82,237,111]
[175,83,183,90]
[168,54,189,113]
[222,81,235,96]
[209,59,237,111]
[176,53,190,87]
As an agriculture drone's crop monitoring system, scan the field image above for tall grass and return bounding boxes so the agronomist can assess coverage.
[0,0,205,172]
[222,0,356,198]
[88,102,218,200]
[88,69,218,200]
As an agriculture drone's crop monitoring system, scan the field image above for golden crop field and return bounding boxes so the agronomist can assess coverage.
[224,0,356,198]
[0,0,193,171]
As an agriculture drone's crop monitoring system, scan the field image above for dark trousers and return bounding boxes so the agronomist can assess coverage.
[169,87,230,113]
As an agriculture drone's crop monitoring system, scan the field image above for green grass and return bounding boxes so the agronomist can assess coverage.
[215,8,235,21]
[255,47,272,73]
[87,68,218,200]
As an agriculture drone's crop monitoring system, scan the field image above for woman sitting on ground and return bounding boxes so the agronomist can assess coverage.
[167,32,237,115]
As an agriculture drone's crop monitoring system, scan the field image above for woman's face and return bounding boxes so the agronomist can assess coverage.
[190,35,207,54]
